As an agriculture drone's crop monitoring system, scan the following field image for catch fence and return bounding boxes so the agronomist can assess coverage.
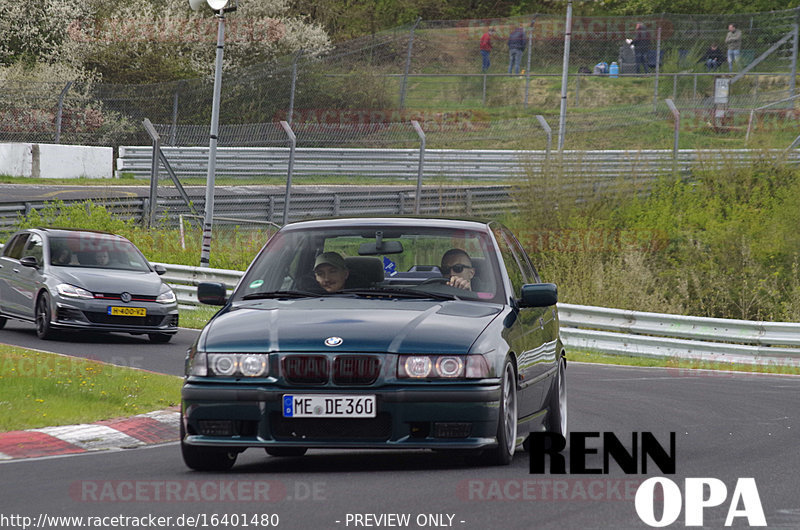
[2,9,800,151]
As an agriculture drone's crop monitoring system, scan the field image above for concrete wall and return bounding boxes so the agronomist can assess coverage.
[0,143,113,179]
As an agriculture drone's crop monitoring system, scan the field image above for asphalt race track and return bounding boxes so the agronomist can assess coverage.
[2,322,800,529]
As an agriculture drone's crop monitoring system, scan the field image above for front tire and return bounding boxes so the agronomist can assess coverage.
[35,293,56,340]
[180,418,237,471]
[148,333,173,343]
[482,359,517,465]
[545,356,567,437]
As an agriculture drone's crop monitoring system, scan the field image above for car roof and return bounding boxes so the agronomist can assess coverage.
[281,217,493,233]
[29,228,128,240]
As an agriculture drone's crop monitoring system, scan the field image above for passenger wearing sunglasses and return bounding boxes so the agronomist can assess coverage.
[441,248,475,290]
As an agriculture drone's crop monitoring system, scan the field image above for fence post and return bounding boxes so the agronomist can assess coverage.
[536,115,552,161]
[693,74,697,100]
[482,74,487,106]
[54,81,73,144]
[288,49,303,125]
[791,23,798,98]
[672,73,677,99]
[524,19,535,108]
[558,1,573,151]
[280,121,296,225]
[399,17,422,109]
[411,120,426,215]
[665,99,680,165]
[142,119,160,228]
[169,82,181,146]
[574,75,580,107]
[653,26,662,112]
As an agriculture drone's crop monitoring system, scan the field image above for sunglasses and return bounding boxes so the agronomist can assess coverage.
[444,264,473,274]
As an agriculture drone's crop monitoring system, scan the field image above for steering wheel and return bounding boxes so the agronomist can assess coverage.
[418,277,449,286]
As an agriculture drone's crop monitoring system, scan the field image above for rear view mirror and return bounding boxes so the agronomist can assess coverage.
[198,282,227,306]
[358,240,403,255]
[519,283,558,308]
[153,264,167,275]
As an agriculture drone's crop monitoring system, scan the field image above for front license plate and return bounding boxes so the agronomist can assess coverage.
[282,394,376,418]
[107,306,146,317]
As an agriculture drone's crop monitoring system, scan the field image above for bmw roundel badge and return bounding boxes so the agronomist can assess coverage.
[324,336,343,347]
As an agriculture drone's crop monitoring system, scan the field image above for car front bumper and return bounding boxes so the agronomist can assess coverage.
[52,299,178,334]
[181,382,503,450]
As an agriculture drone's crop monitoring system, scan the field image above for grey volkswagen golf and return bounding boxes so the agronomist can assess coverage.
[0,228,178,342]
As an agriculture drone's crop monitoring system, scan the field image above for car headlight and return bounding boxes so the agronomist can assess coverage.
[187,352,270,378]
[397,355,489,379]
[156,288,176,304]
[56,283,94,299]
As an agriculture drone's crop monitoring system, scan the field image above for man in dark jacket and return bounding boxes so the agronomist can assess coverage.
[507,24,526,75]
[699,44,725,70]
[632,22,651,74]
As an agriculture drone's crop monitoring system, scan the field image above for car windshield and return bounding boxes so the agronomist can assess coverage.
[234,225,504,304]
[48,235,151,272]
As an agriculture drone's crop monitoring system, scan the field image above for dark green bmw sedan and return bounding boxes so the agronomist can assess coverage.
[181,218,566,470]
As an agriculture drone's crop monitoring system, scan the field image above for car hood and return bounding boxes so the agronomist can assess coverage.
[202,298,503,354]
[53,267,165,295]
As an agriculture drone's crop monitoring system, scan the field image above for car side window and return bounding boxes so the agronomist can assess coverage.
[500,226,540,284]
[23,234,43,263]
[492,226,525,297]
[3,234,30,260]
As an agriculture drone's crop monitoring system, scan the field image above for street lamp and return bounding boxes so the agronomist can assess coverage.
[189,0,236,267]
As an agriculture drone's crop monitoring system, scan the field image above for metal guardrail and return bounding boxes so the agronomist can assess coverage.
[159,263,800,366]
[0,186,513,230]
[116,147,800,181]
[558,303,800,366]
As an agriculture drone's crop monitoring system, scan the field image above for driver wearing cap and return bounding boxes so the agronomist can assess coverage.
[314,251,349,292]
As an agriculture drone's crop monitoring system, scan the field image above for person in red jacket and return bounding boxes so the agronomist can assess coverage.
[480,28,495,73]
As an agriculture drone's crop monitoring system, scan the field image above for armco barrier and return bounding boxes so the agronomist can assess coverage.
[116,147,800,180]
[161,263,800,366]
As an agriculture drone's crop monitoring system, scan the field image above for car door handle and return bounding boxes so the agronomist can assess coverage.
[13,268,20,273]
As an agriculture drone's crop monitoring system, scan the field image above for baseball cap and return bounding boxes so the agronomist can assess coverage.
[314,252,346,271]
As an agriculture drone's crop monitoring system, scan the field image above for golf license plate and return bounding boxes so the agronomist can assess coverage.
[283,394,376,418]
[108,306,146,317]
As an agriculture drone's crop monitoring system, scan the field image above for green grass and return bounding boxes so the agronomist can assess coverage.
[0,344,182,432]
[568,349,800,376]
[179,306,220,329]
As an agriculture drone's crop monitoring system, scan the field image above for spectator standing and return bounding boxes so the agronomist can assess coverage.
[507,24,526,75]
[632,22,651,74]
[699,44,725,70]
[480,27,495,73]
[726,23,742,72]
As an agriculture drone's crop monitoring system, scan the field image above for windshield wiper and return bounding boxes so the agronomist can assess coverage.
[241,290,322,300]
[341,287,458,301]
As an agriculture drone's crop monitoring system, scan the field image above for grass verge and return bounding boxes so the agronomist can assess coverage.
[569,349,800,376]
[0,344,182,432]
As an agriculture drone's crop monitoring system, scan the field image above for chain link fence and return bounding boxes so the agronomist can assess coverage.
[1,9,799,151]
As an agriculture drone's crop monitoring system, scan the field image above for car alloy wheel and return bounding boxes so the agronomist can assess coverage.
[482,359,517,465]
[35,293,55,340]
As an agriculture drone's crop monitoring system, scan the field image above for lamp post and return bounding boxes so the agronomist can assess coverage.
[189,0,236,267]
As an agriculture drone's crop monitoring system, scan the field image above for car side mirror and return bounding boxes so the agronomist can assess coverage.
[153,264,167,275]
[198,282,227,306]
[519,283,557,308]
[20,256,40,269]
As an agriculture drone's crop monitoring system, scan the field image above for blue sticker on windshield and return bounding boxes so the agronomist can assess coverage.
[382,256,397,276]
[249,279,264,288]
